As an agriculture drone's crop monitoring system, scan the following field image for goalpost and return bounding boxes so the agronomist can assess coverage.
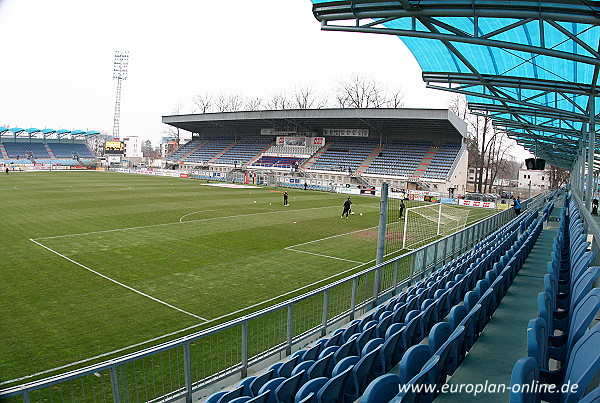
[401,203,471,250]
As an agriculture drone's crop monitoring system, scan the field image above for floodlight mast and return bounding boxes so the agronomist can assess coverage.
[112,51,129,138]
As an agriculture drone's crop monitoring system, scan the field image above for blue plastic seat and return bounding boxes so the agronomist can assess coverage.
[355,321,378,353]
[274,370,305,403]
[334,334,359,363]
[394,354,440,403]
[458,304,482,355]
[257,378,286,403]
[359,374,401,403]
[229,390,271,403]
[294,378,328,403]
[343,344,383,401]
[315,364,353,403]
[206,391,228,403]
[307,352,335,379]
[382,326,404,371]
[248,369,275,397]
[578,385,600,403]
[272,355,300,378]
[448,305,468,330]
[527,317,549,371]
[291,361,315,384]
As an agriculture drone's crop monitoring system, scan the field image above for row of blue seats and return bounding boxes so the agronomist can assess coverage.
[204,207,541,403]
[510,193,600,403]
[361,209,545,402]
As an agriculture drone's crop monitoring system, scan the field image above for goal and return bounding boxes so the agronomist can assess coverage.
[402,203,471,250]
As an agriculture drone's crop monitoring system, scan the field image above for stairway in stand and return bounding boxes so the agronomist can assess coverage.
[412,146,438,177]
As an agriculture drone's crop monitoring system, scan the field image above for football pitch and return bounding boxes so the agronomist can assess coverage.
[0,171,493,386]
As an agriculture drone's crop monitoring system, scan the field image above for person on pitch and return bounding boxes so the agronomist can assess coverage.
[341,196,352,218]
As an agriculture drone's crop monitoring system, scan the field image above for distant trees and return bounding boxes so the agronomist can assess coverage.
[189,73,405,114]
[546,165,570,188]
[335,73,404,108]
[449,95,516,193]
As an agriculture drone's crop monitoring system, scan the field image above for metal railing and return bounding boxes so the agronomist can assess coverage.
[1,196,545,403]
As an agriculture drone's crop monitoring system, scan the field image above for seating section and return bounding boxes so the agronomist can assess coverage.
[309,138,379,172]
[510,193,600,403]
[206,201,547,403]
[366,141,431,177]
[181,139,234,164]
[252,156,305,168]
[214,138,272,165]
[166,138,205,163]
[421,143,461,180]
[3,142,50,159]
[46,142,95,158]
[265,145,321,156]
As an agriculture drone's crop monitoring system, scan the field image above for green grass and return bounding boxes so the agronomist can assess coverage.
[0,171,494,387]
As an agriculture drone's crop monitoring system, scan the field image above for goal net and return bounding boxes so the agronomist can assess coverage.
[401,203,471,250]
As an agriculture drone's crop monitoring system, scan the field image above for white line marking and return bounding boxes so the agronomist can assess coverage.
[179,209,222,223]
[286,226,379,249]
[29,239,208,322]
[35,205,342,240]
[285,249,365,263]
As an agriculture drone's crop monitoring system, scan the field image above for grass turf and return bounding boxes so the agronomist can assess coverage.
[0,171,493,386]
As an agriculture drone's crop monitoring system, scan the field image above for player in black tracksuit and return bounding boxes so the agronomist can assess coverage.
[341,196,352,218]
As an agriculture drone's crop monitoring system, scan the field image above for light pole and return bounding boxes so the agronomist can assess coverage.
[112,51,129,138]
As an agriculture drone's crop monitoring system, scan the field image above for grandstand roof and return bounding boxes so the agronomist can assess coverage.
[310,0,600,170]
[162,108,466,140]
[0,127,100,139]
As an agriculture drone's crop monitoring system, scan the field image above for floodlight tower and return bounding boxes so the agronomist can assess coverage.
[112,51,129,138]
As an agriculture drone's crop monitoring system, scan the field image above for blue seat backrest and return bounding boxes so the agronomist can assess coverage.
[294,378,328,403]
[448,305,468,330]
[428,322,452,355]
[359,374,401,403]
[527,317,549,371]
[275,370,305,403]
[316,364,353,403]
[561,322,600,402]
[399,344,431,384]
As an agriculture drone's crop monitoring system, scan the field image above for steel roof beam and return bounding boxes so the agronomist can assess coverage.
[422,72,598,96]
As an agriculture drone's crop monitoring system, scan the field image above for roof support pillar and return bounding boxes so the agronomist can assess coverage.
[586,95,596,210]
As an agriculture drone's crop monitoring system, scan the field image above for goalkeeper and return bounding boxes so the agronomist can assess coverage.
[341,196,353,218]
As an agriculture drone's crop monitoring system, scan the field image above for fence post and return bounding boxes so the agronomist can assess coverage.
[110,364,121,403]
[321,290,329,337]
[286,304,294,356]
[393,260,399,295]
[241,319,249,378]
[376,182,389,265]
[183,342,193,403]
[373,265,382,306]
[350,278,358,320]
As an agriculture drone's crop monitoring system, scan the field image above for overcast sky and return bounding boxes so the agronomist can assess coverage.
[0,0,530,158]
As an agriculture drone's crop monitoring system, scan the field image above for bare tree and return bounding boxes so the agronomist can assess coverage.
[162,103,184,144]
[215,92,244,112]
[336,73,386,108]
[245,97,263,111]
[546,165,570,189]
[292,86,328,109]
[267,92,293,110]
[335,73,404,108]
[387,89,405,108]
[192,92,214,113]
[449,95,518,193]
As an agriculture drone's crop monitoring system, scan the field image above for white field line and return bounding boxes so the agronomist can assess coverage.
[35,205,342,240]
[29,239,209,322]
[284,225,379,264]
[286,249,365,264]
[179,209,222,223]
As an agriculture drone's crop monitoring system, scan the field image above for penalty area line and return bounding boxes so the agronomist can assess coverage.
[29,239,208,322]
